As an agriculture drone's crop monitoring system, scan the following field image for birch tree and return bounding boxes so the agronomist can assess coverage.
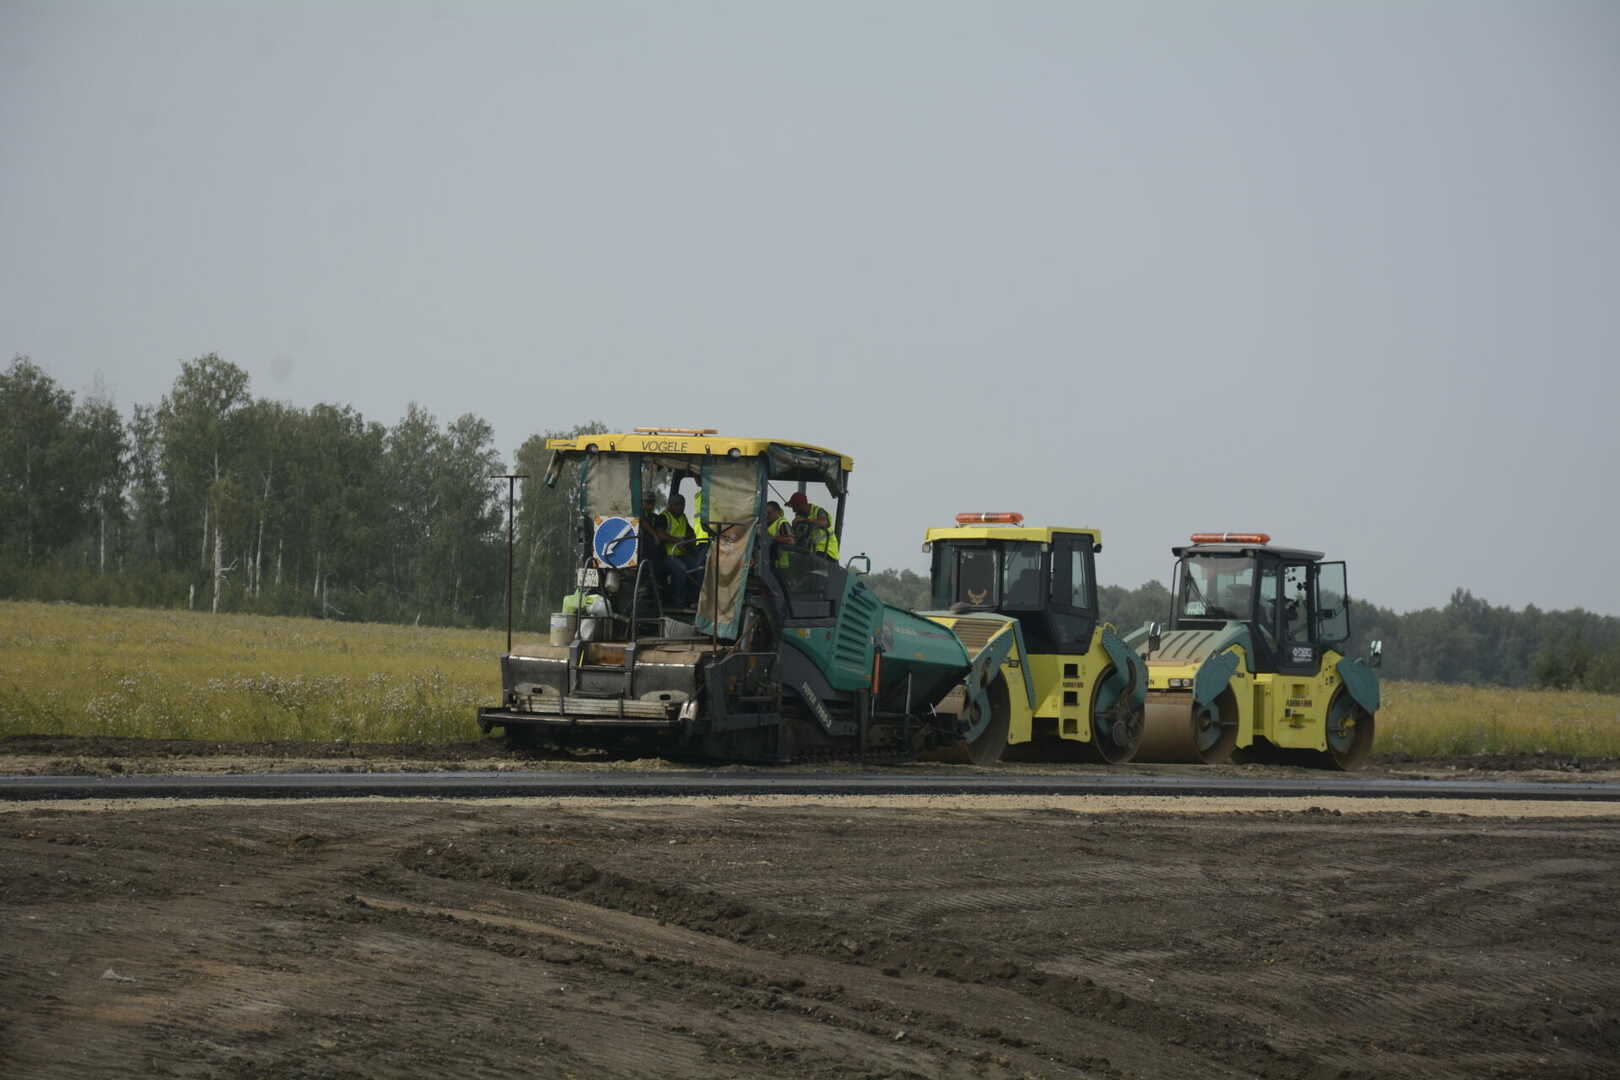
[383,403,444,616]
[72,393,130,573]
[126,403,166,565]
[434,413,504,618]
[156,355,251,581]
[0,357,89,560]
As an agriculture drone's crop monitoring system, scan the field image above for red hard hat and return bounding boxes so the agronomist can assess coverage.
[787,491,809,509]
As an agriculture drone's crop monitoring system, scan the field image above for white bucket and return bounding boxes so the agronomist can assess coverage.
[549,613,577,646]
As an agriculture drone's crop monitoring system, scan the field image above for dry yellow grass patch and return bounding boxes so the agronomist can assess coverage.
[4,601,1619,755]
[1378,680,1620,757]
[0,600,505,742]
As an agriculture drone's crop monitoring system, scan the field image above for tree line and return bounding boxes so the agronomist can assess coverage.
[1,354,600,627]
[4,354,1619,693]
[861,575,1620,694]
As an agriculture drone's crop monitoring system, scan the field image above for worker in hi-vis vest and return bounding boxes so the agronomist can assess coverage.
[642,492,702,607]
[763,499,793,569]
[690,487,709,548]
[786,491,839,561]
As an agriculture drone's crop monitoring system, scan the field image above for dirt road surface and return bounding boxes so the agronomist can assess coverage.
[2,803,1617,1076]
[4,737,1620,1078]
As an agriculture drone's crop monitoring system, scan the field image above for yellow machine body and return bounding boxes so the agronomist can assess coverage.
[923,616,1124,749]
[1139,644,1353,759]
[1021,644,1128,747]
[1130,536,1379,769]
[921,520,1149,763]
[923,522,1100,548]
[546,429,854,472]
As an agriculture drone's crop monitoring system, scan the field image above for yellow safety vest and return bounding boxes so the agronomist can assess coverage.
[800,503,839,561]
[690,489,709,542]
[659,511,691,557]
[767,515,792,568]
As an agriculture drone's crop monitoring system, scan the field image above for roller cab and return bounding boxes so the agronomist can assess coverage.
[921,514,1148,764]
[1128,534,1380,769]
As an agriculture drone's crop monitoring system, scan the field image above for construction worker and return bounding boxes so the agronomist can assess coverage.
[763,499,793,569]
[690,486,709,550]
[786,491,839,562]
[643,492,701,607]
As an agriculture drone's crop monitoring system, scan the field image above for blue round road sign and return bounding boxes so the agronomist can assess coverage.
[593,516,638,568]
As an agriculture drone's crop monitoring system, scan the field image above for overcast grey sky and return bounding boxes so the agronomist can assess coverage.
[4,1,1618,614]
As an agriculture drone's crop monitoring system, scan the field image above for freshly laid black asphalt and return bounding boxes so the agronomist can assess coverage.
[3,771,1620,802]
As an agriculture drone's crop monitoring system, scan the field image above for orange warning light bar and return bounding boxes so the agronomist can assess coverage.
[957,512,1025,525]
[1189,532,1271,545]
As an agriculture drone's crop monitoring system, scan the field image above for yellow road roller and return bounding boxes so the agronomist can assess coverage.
[920,513,1148,764]
[1126,533,1382,770]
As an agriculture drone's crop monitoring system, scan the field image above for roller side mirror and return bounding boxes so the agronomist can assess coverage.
[1148,621,1163,656]
[1368,640,1383,669]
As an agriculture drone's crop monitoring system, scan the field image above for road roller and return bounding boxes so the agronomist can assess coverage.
[1125,533,1382,769]
[477,429,1009,763]
[920,514,1148,764]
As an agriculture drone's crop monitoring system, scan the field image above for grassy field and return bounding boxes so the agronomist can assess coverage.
[1376,680,1620,758]
[0,600,504,743]
[2,600,1618,756]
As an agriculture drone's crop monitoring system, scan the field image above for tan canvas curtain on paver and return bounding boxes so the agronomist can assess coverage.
[694,457,763,638]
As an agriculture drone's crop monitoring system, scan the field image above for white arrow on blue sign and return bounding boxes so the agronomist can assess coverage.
[593,516,639,568]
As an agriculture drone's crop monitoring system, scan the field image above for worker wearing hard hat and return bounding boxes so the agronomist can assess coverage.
[786,491,839,562]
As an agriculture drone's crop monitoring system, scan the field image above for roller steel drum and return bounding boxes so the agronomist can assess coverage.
[1136,690,1237,764]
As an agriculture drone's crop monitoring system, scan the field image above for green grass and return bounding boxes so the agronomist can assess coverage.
[0,600,506,743]
[1377,680,1620,758]
[4,600,1619,756]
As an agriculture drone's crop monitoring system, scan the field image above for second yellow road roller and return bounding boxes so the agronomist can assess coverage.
[921,513,1148,764]
[1126,533,1382,770]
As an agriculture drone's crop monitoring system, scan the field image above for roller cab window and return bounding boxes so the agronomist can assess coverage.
[1044,532,1097,652]
[930,543,999,609]
[928,540,1046,612]
[1275,561,1318,674]
[1315,562,1351,646]
[1001,542,1045,611]
[1176,554,1257,623]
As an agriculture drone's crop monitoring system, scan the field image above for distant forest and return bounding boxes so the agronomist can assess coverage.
[0,354,597,630]
[5,354,1619,694]
[861,569,1620,693]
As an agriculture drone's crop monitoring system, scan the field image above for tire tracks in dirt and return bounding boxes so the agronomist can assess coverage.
[6,800,1618,1078]
[379,824,1381,1080]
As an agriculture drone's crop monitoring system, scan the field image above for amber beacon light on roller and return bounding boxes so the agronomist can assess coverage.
[1188,532,1271,544]
[955,512,1025,525]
